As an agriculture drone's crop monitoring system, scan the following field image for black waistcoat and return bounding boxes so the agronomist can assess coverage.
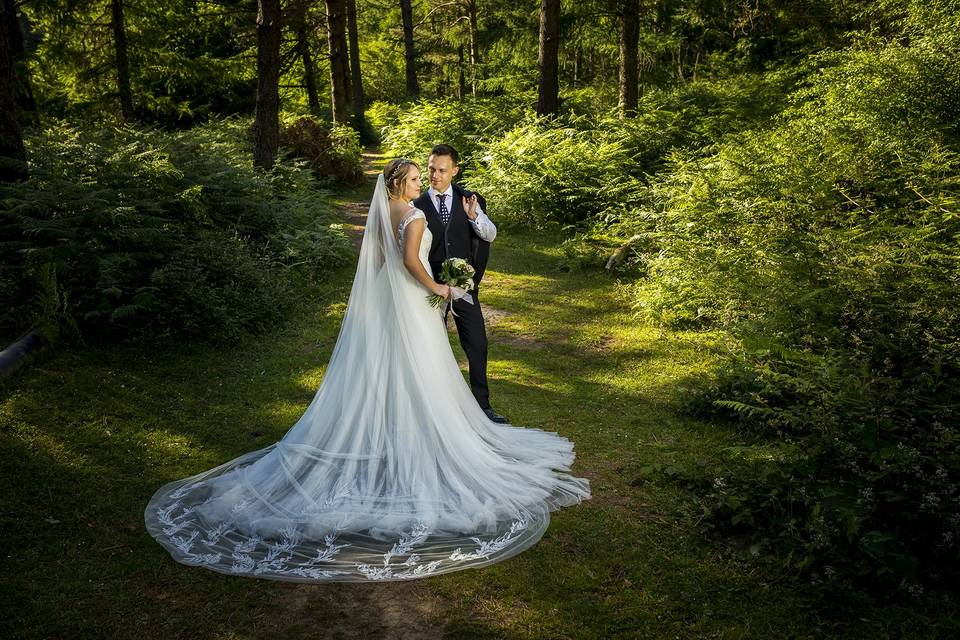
[415,189,472,261]
[413,185,491,288]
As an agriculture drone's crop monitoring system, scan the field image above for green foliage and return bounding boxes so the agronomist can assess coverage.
[376,69,800,231]
[140,230,285,344]
[23,0,257,125]
[458,69,796,230]
[464,113,648,228]
[279,114,364,185]
[378,97,528,172]
[0,116,351,345]
[365,101,406,142]
[636,11,960,594]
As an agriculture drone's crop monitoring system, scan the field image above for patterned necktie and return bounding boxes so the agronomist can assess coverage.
[437,193,450,226]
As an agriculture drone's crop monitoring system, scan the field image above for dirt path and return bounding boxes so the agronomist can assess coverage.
[269,581,449,640]
[336,148,384,249]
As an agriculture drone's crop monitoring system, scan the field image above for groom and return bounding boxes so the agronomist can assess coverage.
[413,144,508,424]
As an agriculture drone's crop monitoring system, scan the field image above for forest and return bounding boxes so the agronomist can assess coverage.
[2,0,960,637]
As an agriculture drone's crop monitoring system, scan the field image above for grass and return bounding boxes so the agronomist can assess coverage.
[3,174,959,639]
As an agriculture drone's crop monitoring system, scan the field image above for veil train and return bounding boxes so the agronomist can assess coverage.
[143,175,591,582]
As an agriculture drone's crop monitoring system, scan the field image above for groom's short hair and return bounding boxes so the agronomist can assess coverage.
[430,144,459,166]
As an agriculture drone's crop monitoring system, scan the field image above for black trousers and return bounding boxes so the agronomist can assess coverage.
[444,292,490,410]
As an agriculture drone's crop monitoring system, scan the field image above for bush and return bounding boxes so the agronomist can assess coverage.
[465,113,649,229]
[637,16,960,595]
[366,100,405,142]
[0,115,352,346]
[378,96,527,172]
[279,115,364,185]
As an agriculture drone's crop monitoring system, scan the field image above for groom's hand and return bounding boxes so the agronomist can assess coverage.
[462,194,479,220]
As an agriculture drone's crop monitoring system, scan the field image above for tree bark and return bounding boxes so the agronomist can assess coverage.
[399,0,419,98]
[325,0,349,123]
[346,0,364,118]
[536,0,560,117]
[0,0,26,181]
[110,0,133,121]
[6,1,37,126]
[572,45,579,88]
[341,7,352,109]
[458,44,466,100]
[294,2,320,114]
[467,0,479,96]
[253,0,281,170]
[618,0,639,118]
[299,25,320,113]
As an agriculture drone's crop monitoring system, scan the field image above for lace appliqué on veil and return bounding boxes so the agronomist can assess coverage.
[151,481,534,582]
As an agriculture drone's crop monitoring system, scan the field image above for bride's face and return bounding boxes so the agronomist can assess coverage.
[403,168,422,201]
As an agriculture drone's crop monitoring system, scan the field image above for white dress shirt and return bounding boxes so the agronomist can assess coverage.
[427,185,497,242]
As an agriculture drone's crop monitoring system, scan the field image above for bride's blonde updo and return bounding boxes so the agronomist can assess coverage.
[383,158,420,199]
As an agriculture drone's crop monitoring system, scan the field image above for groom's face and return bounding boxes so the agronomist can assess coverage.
[428,154,459,193]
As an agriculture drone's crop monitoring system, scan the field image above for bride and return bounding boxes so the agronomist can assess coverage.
[143,159,591,582]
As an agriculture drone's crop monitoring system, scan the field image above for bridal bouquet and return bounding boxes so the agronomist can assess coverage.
[427,257,475,309]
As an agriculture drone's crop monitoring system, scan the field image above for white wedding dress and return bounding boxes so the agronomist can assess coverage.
[144,175,591,582]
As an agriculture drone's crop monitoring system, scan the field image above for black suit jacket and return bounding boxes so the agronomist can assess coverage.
[413,183,492,291]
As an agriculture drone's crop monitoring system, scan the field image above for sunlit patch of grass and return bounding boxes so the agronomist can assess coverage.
[9,423,99,472]
[137,428,207,460]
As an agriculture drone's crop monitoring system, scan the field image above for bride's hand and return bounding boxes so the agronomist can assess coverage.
[434,283,451,298]
[462,194,478,220]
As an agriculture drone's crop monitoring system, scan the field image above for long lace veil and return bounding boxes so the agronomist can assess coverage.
[143,174,590,582]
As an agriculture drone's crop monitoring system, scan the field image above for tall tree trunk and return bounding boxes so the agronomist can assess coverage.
[618,0,639,118]
[253,0,281,170]
[346,0,364,119]
[399,0,419,98]
[110,0,133,121]
[7,2,37,126]
[342,16,352,109]
[536,0,560,117]
[299,24,320,113]
[571,45,577,88]
[0,0,25,181]
[294,1,320,114]
[325,0,349,123]
[467,0,479,96]
[458,45,466,100]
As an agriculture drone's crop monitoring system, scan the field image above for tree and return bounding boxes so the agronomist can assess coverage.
[536,0,560,117]
[399,0,419,98]
[6,0,36,126]
[110,0,133,121]
[0,0,26,181]
[294,0,321,114]
[466,0,480,96]
[346,0,364,119]
[618,0,639,117]
[325,0,349,123]
[253,0,281,170]
[457,44,466,99]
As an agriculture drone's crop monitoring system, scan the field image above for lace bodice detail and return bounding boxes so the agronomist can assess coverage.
[397,207,427,250]
[397,207,432,278]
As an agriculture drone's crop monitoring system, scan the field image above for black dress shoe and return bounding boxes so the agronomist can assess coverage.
[483,407,509,424]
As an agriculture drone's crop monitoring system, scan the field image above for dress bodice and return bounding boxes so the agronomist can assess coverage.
[397,207,432,275]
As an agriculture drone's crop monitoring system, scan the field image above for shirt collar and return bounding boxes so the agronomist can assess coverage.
[430,184,453,199]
